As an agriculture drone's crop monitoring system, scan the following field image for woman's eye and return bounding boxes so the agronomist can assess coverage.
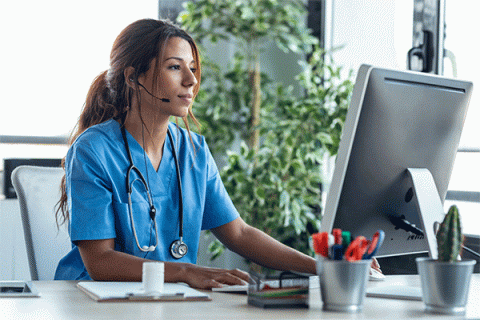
[168,65,181,70]
[190,68,197,73]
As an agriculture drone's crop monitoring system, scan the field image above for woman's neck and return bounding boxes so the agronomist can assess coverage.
[123,111,169,171]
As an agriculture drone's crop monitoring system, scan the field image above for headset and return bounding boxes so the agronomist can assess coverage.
[121,79,188,258]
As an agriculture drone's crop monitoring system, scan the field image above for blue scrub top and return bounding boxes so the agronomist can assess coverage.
[55,119,239,280]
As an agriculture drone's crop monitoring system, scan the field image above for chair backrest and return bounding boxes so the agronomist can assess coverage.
[11,165,71,280]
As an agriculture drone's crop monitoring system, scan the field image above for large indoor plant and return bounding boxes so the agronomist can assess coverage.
[178,0,353,259]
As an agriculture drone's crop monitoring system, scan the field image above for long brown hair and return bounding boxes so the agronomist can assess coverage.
[56,19,202,226]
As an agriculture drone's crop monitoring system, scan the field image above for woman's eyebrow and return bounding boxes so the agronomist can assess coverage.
[164,57,196,64]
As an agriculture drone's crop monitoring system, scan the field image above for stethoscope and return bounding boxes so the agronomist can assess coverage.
[121,124,188,259]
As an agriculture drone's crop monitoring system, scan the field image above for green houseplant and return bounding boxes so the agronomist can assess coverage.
[178,0,353,259]
[416,205,476,315]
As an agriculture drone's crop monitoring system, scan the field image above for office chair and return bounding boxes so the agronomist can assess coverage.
[11,165,71,280]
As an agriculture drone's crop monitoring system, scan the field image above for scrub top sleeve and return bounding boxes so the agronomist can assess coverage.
[201,142,239,230]
[66,139,116,242]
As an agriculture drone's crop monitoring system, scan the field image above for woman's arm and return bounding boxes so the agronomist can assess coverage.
[210,217,317,274]
[211,218,382,275]
[77,239,250,289]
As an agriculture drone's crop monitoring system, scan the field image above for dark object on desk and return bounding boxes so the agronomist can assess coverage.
[377,253,428,275]
[247,271,309,308]
[3,158,62,198]
[0,281,40,297]
[463,235,480,273]
[378,234,480,275]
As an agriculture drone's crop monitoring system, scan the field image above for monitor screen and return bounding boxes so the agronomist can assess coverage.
[320,65,473,259]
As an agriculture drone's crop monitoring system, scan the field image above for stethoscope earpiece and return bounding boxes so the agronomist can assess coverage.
[142,245,156,252]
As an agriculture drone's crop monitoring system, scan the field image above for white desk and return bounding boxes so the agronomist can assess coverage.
[2,275,479,319]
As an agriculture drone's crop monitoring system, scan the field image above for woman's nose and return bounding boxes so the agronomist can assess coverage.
[183,68,198,87]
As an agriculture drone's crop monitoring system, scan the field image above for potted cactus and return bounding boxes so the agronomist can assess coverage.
[436,205,464,262]
[416,205,476,315]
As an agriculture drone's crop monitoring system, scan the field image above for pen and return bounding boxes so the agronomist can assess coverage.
[330,244,344,260]
[342,231,351,248]
[332,228,342,245]
[341,231,351,255]
[328,229,342,260]
[312,232,330,258]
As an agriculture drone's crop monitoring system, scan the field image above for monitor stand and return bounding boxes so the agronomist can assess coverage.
[406,168,445,260]
[367,168,444,301]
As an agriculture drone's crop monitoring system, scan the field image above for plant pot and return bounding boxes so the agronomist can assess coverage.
[416,257,476,315]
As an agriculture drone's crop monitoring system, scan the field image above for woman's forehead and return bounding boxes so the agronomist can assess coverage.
[161,37,196,64]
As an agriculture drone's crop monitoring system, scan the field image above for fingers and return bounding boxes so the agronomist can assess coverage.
[228,268,250,283]
[208,269,249,287]
[185,265,250,290]
[203,279,223,289]
[371,257,382,273]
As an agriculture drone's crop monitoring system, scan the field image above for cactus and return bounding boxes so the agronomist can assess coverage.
[436,205,464,262]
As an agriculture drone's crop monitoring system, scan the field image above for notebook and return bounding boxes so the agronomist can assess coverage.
[77,281,211,302]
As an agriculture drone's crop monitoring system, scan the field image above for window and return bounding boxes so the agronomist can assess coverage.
[442,0,480,235]
[0,0,158,162]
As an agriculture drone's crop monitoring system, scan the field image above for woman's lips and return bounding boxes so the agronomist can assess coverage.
[178,94,193,103]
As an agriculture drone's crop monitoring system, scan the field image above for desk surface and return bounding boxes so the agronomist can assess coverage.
[1,275,479,319]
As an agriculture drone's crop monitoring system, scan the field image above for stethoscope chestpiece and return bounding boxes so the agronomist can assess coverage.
[170,239,188,259]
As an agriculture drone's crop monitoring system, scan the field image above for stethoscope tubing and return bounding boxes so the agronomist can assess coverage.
[121,121,185,256]
[128,190,159,252]
[169,129,183,239]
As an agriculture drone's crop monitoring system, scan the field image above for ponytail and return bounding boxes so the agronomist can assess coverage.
[73,70,128,143]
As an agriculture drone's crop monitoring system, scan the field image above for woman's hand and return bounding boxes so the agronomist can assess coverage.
[371,257,382,273]
[181,264,250,290]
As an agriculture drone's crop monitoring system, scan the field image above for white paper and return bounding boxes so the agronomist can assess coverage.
[77,281,209,300]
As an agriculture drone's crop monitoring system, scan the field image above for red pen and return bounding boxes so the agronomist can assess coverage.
[312,232,329,258]
[332,228,342,245]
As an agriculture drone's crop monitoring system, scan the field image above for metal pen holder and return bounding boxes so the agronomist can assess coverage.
[317,257,371,313]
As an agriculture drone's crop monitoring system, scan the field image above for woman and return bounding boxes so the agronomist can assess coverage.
[54,18,319,289]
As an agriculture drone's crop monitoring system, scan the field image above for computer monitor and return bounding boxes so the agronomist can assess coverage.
[320,65,473,260]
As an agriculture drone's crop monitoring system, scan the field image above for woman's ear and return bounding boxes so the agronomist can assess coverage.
[124,67,136,88]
